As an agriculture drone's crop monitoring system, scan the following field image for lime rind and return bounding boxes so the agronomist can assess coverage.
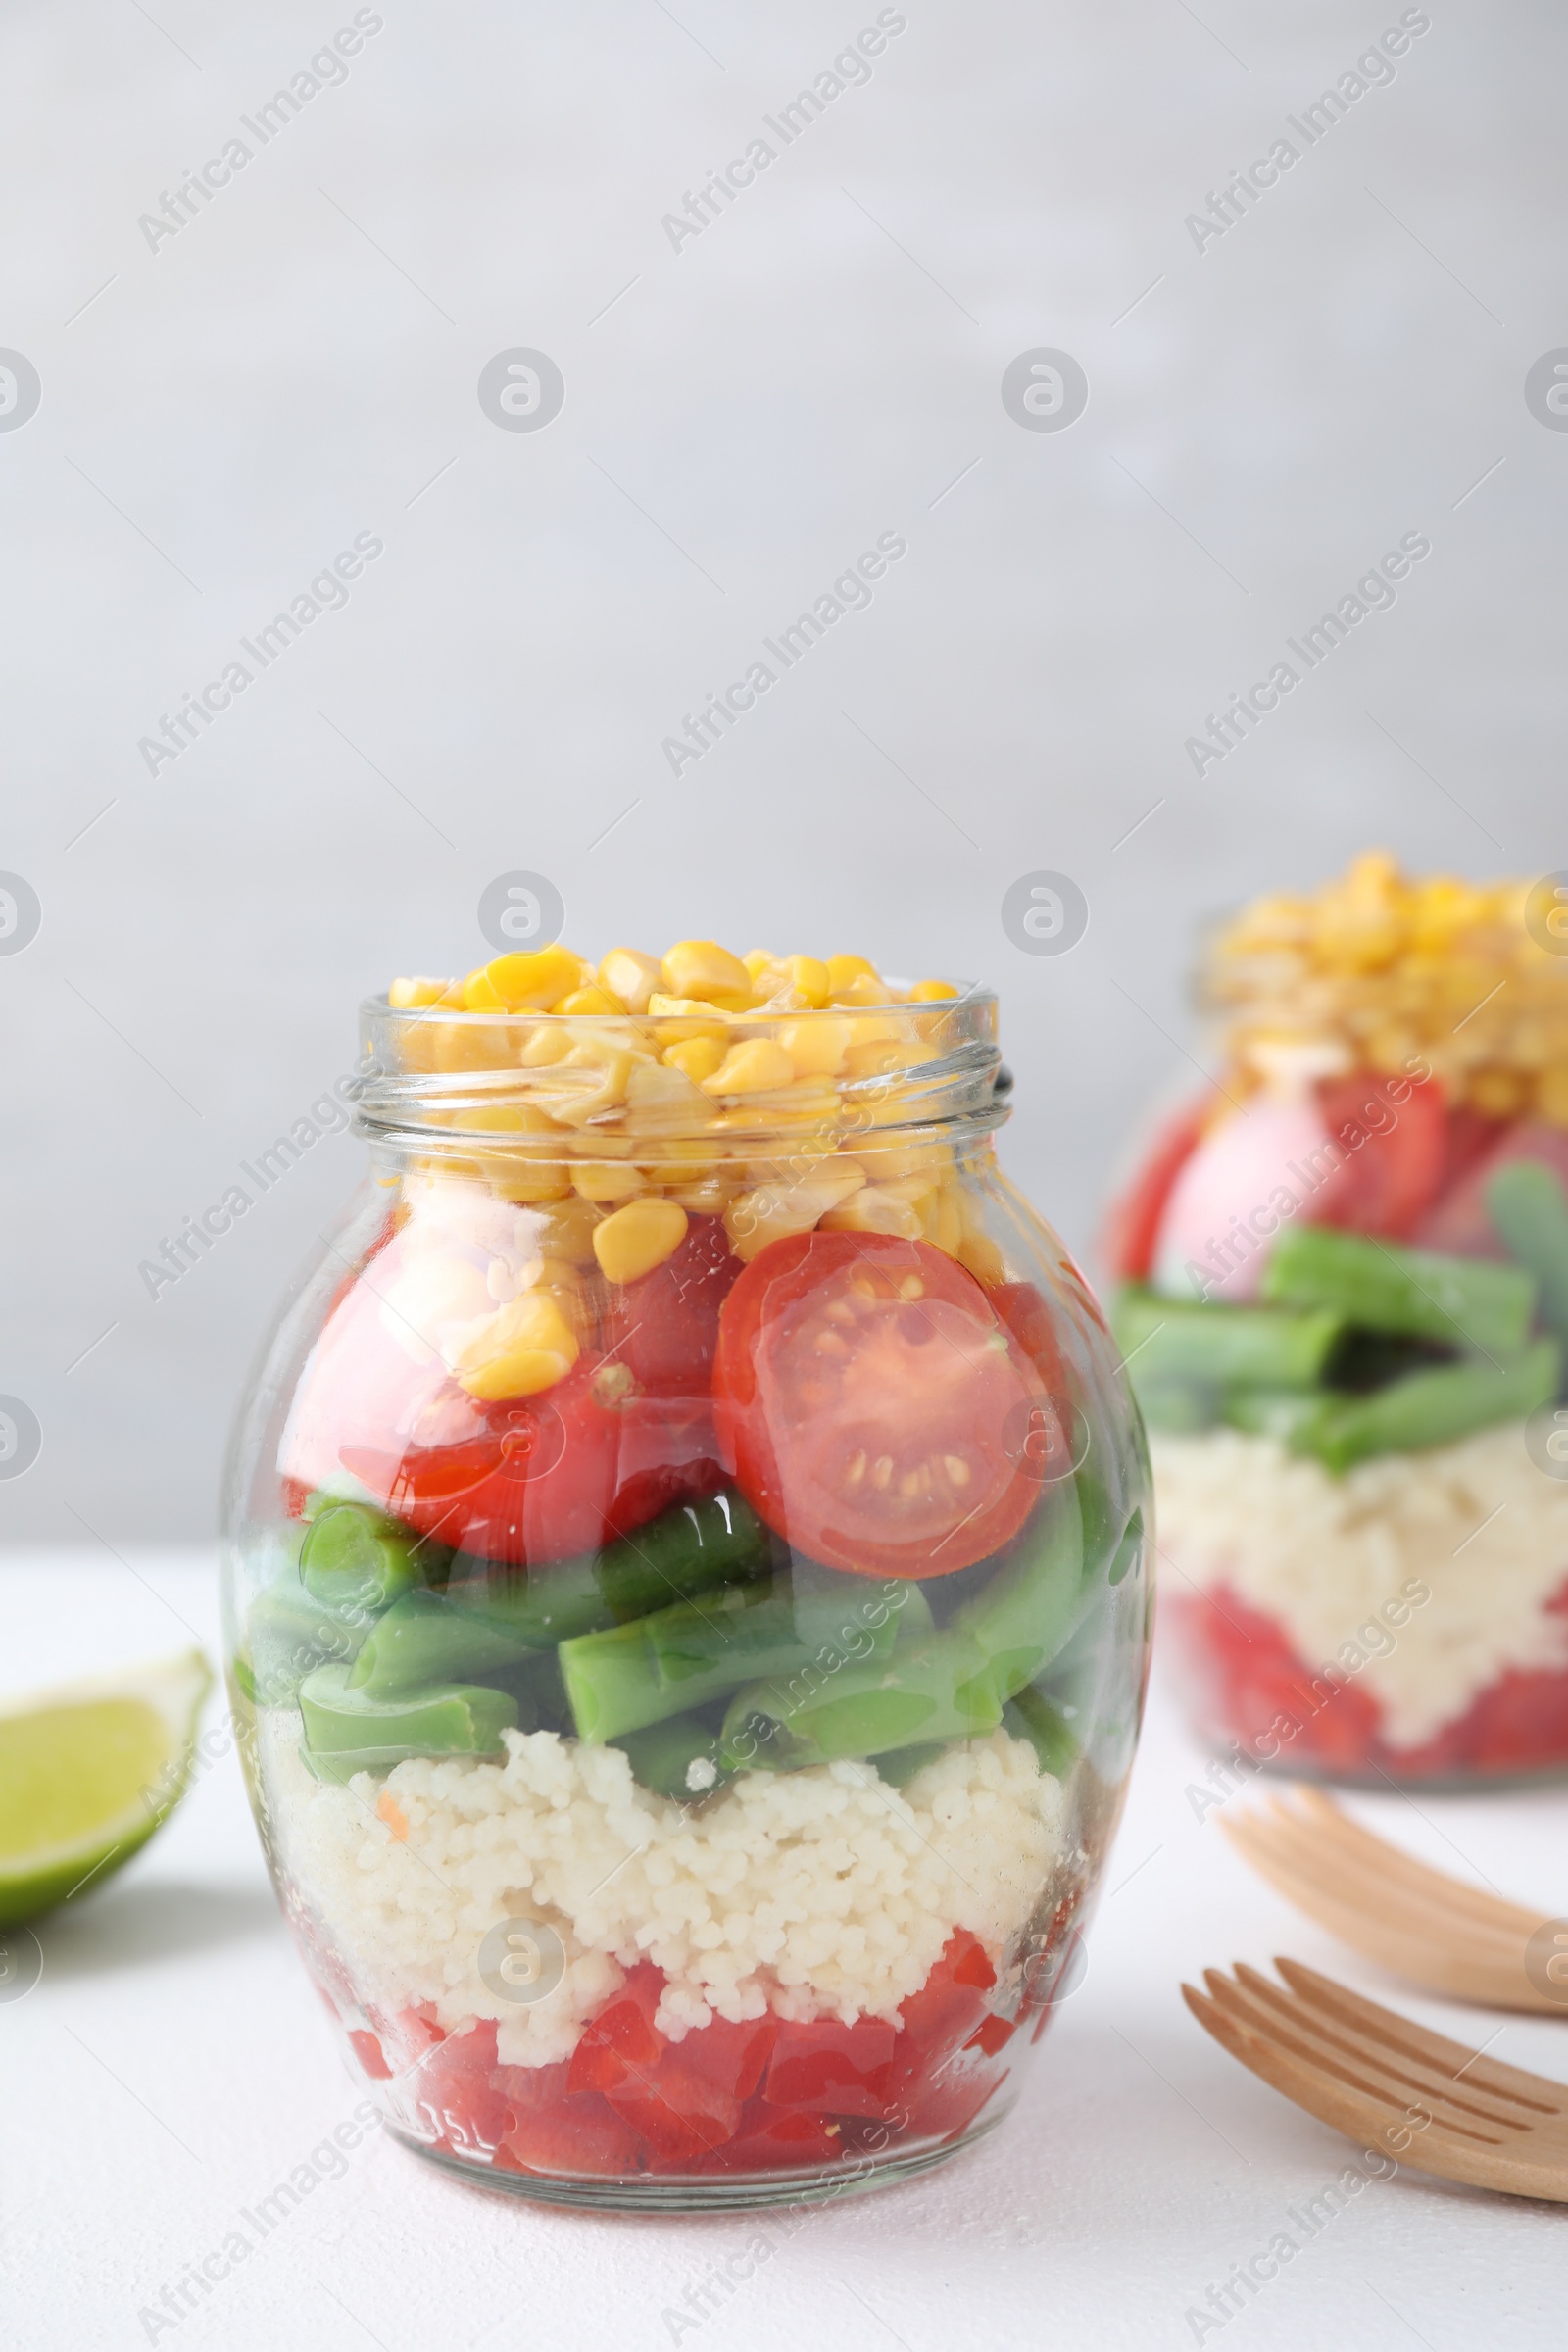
[0,1649,213,1929]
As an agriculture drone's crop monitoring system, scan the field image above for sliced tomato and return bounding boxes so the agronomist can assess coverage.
[1309,1072,1447,1239]
[598,1213,741,1395]
[340,1357,722,1568]
[713,1232,1046,1579]
[987,1281,1067,1396]
[1100,1099,1209,1281]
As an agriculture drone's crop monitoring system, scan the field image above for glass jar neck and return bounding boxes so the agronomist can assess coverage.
[353,988,1007,1160]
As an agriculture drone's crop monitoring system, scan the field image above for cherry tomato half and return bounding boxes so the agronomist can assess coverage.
[341,1355,723,1567]
[712,1231,1046,1579]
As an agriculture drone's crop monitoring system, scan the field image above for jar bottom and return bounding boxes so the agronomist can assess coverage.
[389,2099,1013,2214]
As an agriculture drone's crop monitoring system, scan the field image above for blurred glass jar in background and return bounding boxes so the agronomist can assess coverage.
[223,960,1151,2210]
[1104,853,1568,1788]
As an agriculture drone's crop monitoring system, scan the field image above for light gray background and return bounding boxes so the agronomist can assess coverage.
[3,0,1564,1542]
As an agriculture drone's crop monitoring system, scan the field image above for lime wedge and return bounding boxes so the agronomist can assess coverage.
[0,1650,213,1928]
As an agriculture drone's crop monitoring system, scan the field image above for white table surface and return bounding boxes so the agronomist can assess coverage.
[6,1550,1564,2352]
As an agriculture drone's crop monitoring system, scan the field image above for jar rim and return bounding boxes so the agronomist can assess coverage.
[351,980,1006,1151]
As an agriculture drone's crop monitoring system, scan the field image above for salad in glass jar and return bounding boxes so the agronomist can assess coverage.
[223,938,1151,2208]
[1106,854,1568,1787]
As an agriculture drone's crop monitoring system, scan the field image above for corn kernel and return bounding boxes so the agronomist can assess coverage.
[821,1187,925,1240]
[956,1232,1005,1284]
[662,940,753,1002]
[670,1173,740,1214]
[780,955,830,1008]
[777,1016,846,1076]
[598,948,664,1014]
[572,1161,647,1203]
[1536,1067,1568,1126]
[724,1166,865,1261]
[462,964,507,1011]
[826,955,878,995]
[664,1035,728,1084]
[625,1059,712,1119]
[471,945,582,1012]
[452,1292,579,1401]
[534,1198,605,1265]
[389,975,460,1009]
[557,985,623,1016]
[649,998,741,1027]
[519,1024,573,1067]
[592,1196,689,1284]
[834,972,893,1007]
[703,1039,796,1095]
[908,979,958,1002]
[742,950,776,980]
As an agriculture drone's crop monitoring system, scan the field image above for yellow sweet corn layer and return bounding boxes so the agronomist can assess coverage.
[371,939,1002,1294]
[1205,853,1568,1120]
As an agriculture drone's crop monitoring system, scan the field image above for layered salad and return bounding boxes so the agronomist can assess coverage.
[1106,855,1568,1782]
[226,937,1149,2197]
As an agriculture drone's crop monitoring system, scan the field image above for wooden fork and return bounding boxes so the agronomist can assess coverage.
[1184,1958,1568,2201]
[1219,1786,1568,2014]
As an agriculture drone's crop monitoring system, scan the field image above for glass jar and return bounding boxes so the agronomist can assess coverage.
[1104,854,1568,1788]
[222,979,1151,2210]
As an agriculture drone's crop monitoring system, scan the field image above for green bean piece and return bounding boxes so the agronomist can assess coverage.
[444,1491,777,1648]
[246,1570,374,1705]
[347,1589,541,1696]
[610,1713,733,1801]
[1134,1381,1220,1434]
[1003,1685,1079,1778]
[1487,1160,1568,1359]
[1261,1226,1536,1359]
[1114,1285,1345,1390]
[719,1631,1004,1772]
[298,1662,517,1782]
[949,1481,1087,1705]
[560,1583,813,1742]
[1291,1338,1560,1474]
[300,1501,430,1615]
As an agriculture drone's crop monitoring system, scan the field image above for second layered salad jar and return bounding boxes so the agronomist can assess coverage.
[223,940,1152,2209]
[1106,856,1568,1788]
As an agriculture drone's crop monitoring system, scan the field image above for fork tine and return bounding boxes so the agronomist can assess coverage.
[1276,1790,1543,1941]
[1183,1973,1568,2204]
[1226,1801,1537,1954]
[1221,1809,1545,2006]
[1206,1967,1521,2138]
[1275,1958,1567,2110]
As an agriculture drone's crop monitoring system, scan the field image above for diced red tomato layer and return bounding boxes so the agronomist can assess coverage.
[1165,1580,1568,1781]
[369,1930,1031,2181]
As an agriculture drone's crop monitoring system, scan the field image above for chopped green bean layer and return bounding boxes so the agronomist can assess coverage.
[1114,1285,1345,1390]
[1288,1338,1560,1472]
[1262,1226,1536,1359]
[1487,1160,1568,1361]
[299,1501,430,1614]
[444,1491,776,1648]
[298,1662,517,1781]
